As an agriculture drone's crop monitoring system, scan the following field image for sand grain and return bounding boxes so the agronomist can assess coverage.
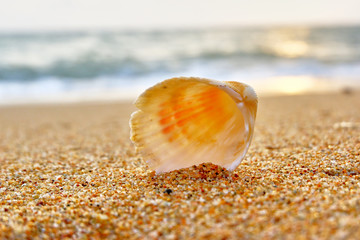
[1,93,360,239]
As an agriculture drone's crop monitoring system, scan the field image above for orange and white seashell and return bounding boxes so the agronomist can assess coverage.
[130,77,258,173]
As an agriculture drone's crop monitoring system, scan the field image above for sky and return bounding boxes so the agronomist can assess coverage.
[0,0,360,32]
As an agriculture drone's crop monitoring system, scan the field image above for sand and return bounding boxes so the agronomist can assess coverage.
[0,92,360,239]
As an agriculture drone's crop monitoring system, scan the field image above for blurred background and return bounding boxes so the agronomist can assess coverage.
[1,0,360,104]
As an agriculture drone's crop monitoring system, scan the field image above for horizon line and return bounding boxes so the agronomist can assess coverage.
[0,21,359,34]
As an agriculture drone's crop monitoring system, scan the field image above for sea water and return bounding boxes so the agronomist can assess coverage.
[0,25,359,104]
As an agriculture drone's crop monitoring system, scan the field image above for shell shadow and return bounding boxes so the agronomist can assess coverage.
[149,163,232,183]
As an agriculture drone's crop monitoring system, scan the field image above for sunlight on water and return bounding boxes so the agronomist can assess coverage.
[264,76,318,95]
[272,40,309,58]
[263,28,310,58]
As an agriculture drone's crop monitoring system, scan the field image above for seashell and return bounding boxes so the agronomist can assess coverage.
[130,77,258,173]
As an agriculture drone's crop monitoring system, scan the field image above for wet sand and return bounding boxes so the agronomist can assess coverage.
[0,92,360,239]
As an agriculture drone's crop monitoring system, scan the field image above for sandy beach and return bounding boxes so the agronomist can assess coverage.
[0,92,360,239]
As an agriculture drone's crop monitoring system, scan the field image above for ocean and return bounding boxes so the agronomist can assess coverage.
[0,25,360,104]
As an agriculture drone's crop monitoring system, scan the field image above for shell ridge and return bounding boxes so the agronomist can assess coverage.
[152,110,240,171]
[225,105,255,170]
[148,112,230,165]
[154,108,246,171]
